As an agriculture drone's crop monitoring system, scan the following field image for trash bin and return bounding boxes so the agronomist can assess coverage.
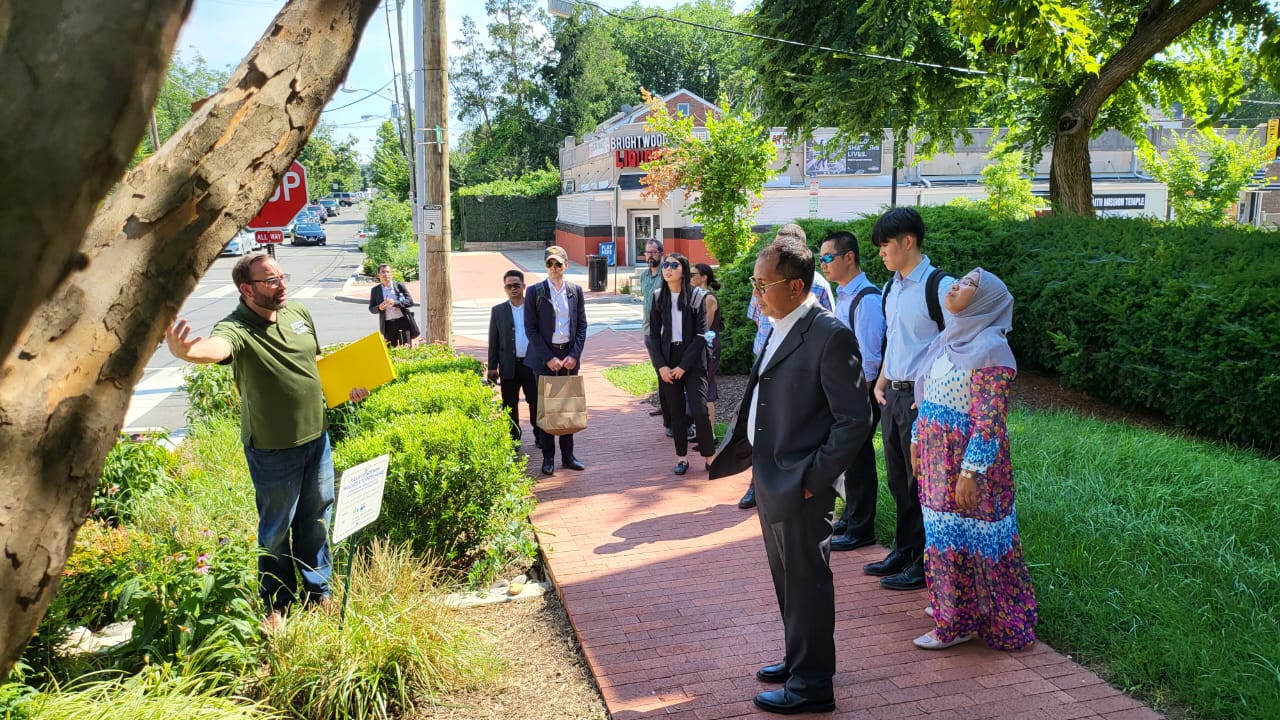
[586,254,608,292]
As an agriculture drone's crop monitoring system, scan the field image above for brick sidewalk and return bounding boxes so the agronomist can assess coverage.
[449,253,1161,720]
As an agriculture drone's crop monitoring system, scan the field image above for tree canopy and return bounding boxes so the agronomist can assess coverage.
[749,0,1280,215]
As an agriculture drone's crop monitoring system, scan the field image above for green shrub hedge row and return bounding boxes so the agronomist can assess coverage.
[718,207,1278,450]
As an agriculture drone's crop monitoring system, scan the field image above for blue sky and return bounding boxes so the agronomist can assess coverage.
[176,0,743,160]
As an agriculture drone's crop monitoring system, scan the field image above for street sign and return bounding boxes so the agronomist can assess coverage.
[247,161,309,230]
[423,204,443,235]
[332,454,389,544]
[254,230,284,244]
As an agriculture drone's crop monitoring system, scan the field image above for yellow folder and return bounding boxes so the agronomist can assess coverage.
[317,332,396,408]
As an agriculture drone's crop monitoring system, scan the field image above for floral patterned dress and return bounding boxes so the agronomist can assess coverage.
[914,358,1037,650]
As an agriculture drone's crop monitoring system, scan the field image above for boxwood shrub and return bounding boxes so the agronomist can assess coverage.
[333,408,535,586]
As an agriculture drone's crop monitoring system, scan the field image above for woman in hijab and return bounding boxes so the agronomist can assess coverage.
[909,268,1037,652]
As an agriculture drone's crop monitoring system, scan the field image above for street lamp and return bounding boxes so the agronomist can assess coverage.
[547,0,573,18]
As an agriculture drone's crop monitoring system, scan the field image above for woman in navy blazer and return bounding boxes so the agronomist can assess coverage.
[523,246,588,475]
[644,253,715,475]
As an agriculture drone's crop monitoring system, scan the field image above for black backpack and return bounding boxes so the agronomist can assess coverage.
[882,267,947,332]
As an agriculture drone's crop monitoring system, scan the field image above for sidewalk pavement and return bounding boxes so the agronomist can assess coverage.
[445,250,1163,719]
[337,249,642,306]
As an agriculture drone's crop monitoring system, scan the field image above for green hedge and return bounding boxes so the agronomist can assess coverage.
[454,195,556,245]
[718,208,1279,451]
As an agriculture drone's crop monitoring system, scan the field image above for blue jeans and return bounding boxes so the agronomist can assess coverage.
[243,433,334,611]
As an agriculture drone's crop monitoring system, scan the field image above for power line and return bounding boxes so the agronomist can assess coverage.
[322,79,396,113]
[567,0,1009,79]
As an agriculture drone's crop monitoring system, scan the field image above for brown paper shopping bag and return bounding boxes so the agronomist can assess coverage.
[536,374,587,435]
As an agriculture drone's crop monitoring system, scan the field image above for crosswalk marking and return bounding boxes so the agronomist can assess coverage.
[194,285,239,299]
[450,302,643,341]
[291,287,322,298]
[123,366,187,429]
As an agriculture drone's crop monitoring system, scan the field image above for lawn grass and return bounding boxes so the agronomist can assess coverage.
[601,363,658,397]
[1004,409,1280,719]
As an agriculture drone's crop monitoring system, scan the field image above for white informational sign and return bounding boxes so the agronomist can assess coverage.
[331,454,389,544]
[423,204,443,235]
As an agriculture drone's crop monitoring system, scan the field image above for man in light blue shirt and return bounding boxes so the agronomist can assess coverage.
[818,230,886,551]
[864,208,951,592]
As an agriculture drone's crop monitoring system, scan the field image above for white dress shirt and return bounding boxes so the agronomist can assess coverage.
[748,295,817,446]
[511,302,528,358]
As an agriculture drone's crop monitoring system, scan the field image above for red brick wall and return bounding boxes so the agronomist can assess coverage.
[555,229,612,265]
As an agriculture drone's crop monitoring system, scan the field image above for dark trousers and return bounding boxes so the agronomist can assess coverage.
[760,489,836,700]
[656,343,715,457]
[500,360,540,444]
[381,317,414,347]
[838,385,881,538]
[657,367,672,429]
[882,386,925,560]
[535,345,577,462]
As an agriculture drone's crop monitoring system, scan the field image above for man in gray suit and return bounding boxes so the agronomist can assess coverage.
[710,236,873,714]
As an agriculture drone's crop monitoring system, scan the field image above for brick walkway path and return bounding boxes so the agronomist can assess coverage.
[450,253,1162,720]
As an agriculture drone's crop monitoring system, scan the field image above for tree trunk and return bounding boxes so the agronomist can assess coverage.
[1048,0,1223,214]
[0,0,381,679]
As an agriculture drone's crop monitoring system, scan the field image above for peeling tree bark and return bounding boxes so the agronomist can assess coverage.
[1049,0,1222,214]
[0,0,381,678]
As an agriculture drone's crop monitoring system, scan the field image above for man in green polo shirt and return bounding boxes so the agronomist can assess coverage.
[166,253,367,632]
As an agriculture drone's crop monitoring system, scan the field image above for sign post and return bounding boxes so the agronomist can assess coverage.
[248,161,309,255]
[330,454,390,621]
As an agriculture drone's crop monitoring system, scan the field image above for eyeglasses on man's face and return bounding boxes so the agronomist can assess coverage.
[818,252,846,265]
[644,249,661,256]
[545,260,564,269]
[661,261,681,269]
[749,276,792,294]
[504,282,523,290]
[249,274,290,288]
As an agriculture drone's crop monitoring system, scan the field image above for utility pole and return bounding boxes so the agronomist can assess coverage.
[416,0,452,345]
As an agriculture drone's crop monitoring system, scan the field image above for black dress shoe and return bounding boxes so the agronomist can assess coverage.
[541,459,555,475]
[753,688,835,715]
[755,661,789,683]
[674,460,689,475]
[737,486,756,509]
[563,457,586,471]
[665,428,674,438]
[863,549,912,576]
[648,408,663,416]
[830,533,877,552]
[830,519,848,536]
[880,561,927,591]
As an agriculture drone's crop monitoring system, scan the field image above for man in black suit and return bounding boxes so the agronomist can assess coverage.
[710,236,873,715]
[525,245,588,475]
[488,269,539,446]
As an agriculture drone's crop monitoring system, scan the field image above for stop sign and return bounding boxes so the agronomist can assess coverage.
[247,161,309,229]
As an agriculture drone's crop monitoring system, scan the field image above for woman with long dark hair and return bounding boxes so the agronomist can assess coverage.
[644,253,715,474]
[689,262,722,428]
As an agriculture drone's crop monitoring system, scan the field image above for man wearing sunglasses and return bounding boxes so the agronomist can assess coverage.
[818,231,886,553]
[166,253,368,633]
[488,269,539,447]
[525,246,589,475]
[710,236,873,715]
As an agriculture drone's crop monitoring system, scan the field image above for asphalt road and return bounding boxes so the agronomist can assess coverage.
[125,207,376,433]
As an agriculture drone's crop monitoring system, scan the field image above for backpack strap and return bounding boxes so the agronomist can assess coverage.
[925,268,946,331]
[847,285,881,366]
[881,271,946,331]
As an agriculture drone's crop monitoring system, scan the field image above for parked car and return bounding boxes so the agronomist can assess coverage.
[220,229,255,256]
[317,198,339,216]
[305,204,328,223]
[291,222,327,246]
[355,224,378,242]
[332,192,356,206]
